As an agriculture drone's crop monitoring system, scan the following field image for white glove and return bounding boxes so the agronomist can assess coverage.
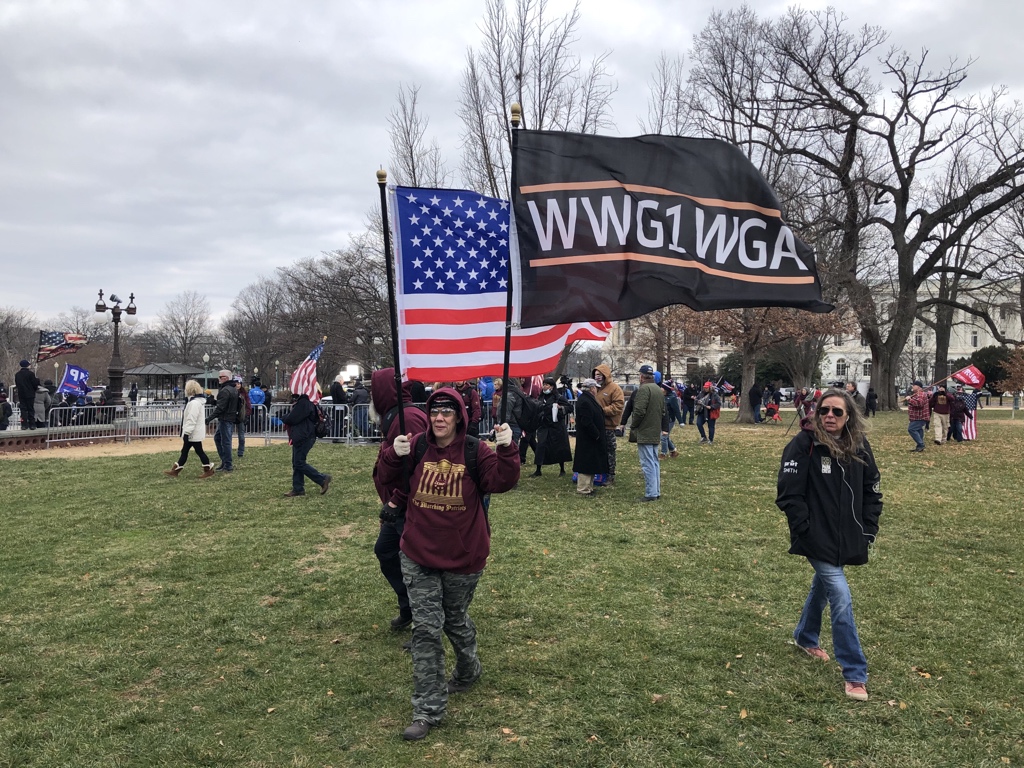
[494,423,513,447]
[393,433,411,456]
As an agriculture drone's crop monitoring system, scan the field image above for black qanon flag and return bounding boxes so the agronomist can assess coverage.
[510,129,833,328]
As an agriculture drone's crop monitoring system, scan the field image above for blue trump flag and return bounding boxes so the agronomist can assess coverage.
[57,364,91,396]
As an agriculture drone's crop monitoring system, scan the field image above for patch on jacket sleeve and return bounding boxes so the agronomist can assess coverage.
[782,459,799,475]
[872,481,880,494]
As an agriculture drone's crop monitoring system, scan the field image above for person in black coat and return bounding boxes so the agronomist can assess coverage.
[572,379,608,495]
[530,377,572,477]
[281,393,331,497]
[14,360,40,430]
[748,383,763,423]
[776,387,882,702]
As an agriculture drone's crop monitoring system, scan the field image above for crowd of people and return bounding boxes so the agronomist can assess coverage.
[13,355,1007,736]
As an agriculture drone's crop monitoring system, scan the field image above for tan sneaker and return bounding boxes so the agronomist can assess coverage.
[845,681,868,701]
[796,643,830,661]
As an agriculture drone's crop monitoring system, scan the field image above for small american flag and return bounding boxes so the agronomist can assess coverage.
[390,186,611,381]
[289,341,324,403]
[37,330,88,362]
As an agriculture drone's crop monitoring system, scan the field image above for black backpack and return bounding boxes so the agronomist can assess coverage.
[314,406,331,438]
[512,391,545,433]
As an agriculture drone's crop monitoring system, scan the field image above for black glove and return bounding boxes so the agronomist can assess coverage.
[379,503,402,525]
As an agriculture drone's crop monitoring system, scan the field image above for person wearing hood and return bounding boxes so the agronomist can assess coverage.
[530,377,572,477]
[34,381,53,428]
[377,388,520,741]
[0,390,12,430]
[452,380,482,437]
[280,392,331,497]
[370,367,430,633]
[591,363,624,485]
[776,387,882,702]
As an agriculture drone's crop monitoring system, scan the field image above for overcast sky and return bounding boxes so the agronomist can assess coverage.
[1,0,1021,329]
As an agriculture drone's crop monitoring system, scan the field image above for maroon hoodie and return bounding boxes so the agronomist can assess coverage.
[378,386,520,573]
[371,368,430,508]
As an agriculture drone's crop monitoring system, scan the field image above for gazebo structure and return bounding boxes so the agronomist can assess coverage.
[123,363,205,401]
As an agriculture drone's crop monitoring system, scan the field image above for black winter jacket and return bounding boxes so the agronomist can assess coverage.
[776,430,882,566]
[282,394,318,443]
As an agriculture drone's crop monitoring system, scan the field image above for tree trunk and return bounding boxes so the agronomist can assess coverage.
[733,347,759,423]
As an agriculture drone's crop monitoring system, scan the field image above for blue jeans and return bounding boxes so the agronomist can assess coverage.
[696,413,716,443]
[235,420,245,457]
[637,443,660,498]
[291,434,326,493]
[794,558,868,684]
[660,426,676,455]
[214,420,234,469]
[752,403,762,423]
[908,419,927,449]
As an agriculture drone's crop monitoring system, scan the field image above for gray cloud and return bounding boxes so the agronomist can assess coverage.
[1,0,1018,326]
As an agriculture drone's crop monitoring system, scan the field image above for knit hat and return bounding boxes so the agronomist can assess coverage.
[580,378,598,389]
[20,360,30,367]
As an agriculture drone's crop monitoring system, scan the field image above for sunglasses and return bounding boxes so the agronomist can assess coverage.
[429,407,457,417]
[818,406,845,417]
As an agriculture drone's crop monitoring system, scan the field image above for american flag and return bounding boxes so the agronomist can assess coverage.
[289,341,324,403]
[36,330,88,362]
[390,186,612,381]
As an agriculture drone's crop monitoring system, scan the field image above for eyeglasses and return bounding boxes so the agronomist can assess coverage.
[818,406,845,417]
[429,407,456,417]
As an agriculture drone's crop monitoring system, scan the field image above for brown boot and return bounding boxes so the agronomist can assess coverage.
[163,464,182,477]
[199,464,215,479]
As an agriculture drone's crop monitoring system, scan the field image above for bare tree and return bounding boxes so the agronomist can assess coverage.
[639,53,686,135]
[222,277,288,377]
[0,306,37,386]
[156,291,213,363]
[457,0,616,197]
[388,84,452,188]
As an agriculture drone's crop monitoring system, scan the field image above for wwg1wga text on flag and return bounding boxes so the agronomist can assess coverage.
[36,330,88,362]
[389,186,612,383]
[510,129,833,328]
[289,342,324,403]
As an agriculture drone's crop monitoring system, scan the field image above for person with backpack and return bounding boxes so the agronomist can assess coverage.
[370,367,430,633]
[280,392,331,497]
[377,388,519,741]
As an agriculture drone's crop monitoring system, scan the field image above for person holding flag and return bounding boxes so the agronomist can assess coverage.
[950,365,986,441]
[282,341,330,497]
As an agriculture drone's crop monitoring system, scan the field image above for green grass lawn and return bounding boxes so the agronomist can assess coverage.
[1,411,1022,767]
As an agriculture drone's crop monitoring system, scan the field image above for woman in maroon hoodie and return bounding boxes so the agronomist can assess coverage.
[378,387,519,741]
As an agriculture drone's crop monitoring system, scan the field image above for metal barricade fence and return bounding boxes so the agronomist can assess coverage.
[128,402,187,441]
[45,404,126,445]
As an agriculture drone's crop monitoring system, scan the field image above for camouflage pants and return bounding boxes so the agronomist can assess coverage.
[605,428,618,478]
[400,552,483,725]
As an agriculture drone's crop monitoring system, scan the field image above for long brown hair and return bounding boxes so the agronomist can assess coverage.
[812,387,868,464]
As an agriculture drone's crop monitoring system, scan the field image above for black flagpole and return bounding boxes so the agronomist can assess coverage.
[377,169,406,438]
[499,103,522,427]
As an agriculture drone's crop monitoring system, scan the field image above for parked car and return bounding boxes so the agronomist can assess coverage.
[778,387,796,402]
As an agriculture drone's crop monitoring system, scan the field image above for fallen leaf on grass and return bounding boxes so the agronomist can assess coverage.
[587,734,600,742]
[740,709,748,719]
[651,694,665,704]
[911,666,932,678]
[266,707,275,714]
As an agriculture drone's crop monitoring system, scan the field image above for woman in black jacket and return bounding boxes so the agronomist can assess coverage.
[776,388,882,702]
[530,377,572,477]
[572,379,608,495]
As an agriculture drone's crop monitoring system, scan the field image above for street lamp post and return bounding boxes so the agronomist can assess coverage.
[94,290,137,408]
[203,353,210,389]
[275,360,280,392]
